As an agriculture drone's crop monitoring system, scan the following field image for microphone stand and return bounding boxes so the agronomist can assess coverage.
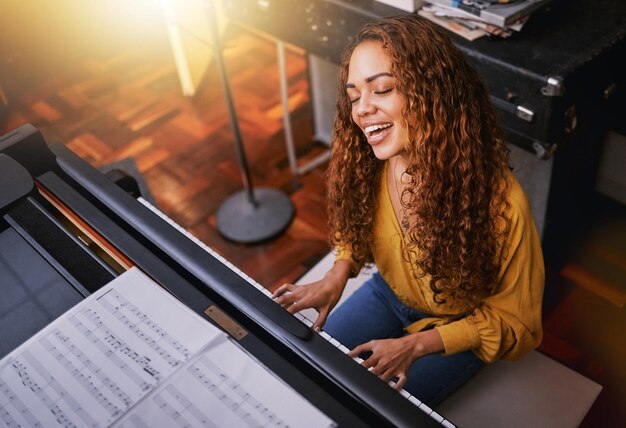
[205,0,294,243]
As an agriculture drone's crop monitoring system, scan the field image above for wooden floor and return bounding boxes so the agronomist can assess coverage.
[1,23,331,291]
[2,8,625,426]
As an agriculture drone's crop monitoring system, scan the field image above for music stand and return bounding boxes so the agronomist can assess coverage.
[205,0,294,243]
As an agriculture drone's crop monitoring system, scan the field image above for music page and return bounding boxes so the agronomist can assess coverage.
[0,267,335,428]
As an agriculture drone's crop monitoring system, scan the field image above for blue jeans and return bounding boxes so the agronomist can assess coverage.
[324,272,483,407]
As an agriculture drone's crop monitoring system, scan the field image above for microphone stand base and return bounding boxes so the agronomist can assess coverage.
[216,188,294,244]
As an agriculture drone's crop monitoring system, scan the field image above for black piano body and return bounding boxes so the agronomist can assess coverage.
[0,123,444,427]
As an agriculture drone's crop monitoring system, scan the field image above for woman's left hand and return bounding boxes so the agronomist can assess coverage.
[347,329,444,391]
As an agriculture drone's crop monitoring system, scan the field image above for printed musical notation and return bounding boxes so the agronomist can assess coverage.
[0,268,222,427]
[113,336,334,428]
[0,268,335,428]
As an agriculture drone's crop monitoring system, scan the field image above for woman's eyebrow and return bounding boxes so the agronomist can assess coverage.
[366,72,393,83]
[346,72,394,89]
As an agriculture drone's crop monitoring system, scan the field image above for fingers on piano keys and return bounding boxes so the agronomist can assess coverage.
[295,311,454,427]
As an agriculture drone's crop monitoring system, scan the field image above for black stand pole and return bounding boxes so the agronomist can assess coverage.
[205,0,294,243]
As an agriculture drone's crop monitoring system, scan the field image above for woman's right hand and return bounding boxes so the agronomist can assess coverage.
[272,259,352,331]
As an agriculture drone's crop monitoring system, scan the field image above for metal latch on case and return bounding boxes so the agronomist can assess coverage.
[516,106,535,122]
[542,76,565,97]
[489,95,535,123]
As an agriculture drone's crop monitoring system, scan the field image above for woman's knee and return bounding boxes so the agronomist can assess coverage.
[403,351,483,407]
[324,277,405,348]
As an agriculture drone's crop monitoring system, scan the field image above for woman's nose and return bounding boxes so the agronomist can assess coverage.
[355,93,376,116]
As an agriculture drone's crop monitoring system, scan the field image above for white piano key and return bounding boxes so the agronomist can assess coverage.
[319,331,332,340]
[299,308,319,323]
[418,402,433,415]
[293,313,306,321]
[259,287,273,297]
[338,344,350,354]
[300,317,314,327]
[328,337,341,347]
[408,396,422,407]
[405,391,454,426]
[430,411,445,423]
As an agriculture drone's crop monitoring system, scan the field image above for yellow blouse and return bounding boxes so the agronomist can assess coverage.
[335,164,544,363]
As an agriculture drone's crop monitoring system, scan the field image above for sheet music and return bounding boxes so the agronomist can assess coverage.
[0,267,335,428]
[114,336,335,428]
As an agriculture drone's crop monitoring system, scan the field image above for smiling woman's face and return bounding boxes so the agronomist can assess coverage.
[346,40,409,160]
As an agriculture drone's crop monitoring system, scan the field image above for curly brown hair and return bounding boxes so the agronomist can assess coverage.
[327,15,511,310]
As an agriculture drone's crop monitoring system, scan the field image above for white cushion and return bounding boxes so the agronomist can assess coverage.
[437,351,602,428]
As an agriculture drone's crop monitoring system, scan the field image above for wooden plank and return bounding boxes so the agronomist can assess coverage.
[31,100,62,122]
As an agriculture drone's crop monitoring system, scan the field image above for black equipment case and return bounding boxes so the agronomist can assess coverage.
[452,0,626,157]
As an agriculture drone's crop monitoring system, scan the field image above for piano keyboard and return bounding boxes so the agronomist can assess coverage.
[139,198,456,428]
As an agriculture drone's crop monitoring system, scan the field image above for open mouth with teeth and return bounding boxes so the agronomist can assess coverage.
[364,122,393,140]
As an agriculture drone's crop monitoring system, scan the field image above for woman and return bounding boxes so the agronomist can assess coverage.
[273,15,544,407]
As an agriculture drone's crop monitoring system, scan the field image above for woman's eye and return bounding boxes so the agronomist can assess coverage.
[348,87,392,104]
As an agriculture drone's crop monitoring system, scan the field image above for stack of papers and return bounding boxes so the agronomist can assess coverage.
[419,0,551,41]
